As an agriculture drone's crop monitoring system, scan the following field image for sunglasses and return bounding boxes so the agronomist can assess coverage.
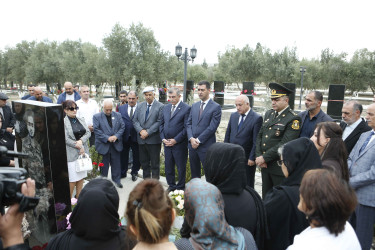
[67,107,79,111]
[277,160,284,167]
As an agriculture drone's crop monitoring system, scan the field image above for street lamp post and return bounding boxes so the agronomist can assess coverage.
[299,66,306,109]
[175,43,197,102]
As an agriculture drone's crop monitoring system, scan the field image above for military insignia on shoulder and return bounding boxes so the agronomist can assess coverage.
[291,120,300,130]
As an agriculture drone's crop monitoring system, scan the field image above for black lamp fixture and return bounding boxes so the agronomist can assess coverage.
[175,43,197,102]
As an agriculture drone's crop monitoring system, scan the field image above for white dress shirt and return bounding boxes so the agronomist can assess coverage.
[342,118,362,141]
[76,99,99,126]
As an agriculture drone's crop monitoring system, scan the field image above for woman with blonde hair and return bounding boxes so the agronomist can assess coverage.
[126,179,177,250]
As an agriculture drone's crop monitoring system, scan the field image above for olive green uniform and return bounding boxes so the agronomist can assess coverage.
[256,106,301,198]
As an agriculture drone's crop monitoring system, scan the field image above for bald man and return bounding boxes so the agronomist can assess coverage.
[224,95,263,188]
[57,81,81,104]
[93,100,125,188]
[27,87,53,103]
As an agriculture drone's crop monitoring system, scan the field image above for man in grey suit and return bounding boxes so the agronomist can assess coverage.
[348,103,375,249]
[224,95,262,188]
[93,100,125,188]
[133,86,164,179]
[298,90,332,138]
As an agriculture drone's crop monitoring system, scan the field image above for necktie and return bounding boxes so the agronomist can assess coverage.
[359,131,375,154]
[130,107,134,119]
[145,104,151,122]
[199,102,205,119]
[275,112,279,119]
[238,114,246,131]
[171,105,176,117]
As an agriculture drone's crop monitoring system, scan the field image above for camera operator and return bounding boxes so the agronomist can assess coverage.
[0,178,35,250]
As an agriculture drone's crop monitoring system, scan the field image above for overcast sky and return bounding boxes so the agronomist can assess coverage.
[1,0,374,64]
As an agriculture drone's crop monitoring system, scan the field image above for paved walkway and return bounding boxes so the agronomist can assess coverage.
[115,169,262,216]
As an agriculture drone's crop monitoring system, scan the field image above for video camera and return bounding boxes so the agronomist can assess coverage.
[0,146,39,214]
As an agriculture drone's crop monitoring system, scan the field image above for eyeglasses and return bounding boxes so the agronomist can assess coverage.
[277,160,284,167]
[67,107,79,111]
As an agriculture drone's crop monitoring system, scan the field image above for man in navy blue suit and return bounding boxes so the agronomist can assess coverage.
[225,95,263,188]
[93,100,125,188]
[187,81,222,178]
[160,87,191,191]
[118,91,141,182]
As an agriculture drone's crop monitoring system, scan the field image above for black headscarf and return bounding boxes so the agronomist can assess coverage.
[264,138,323,250]
[204,142,247,195]
[203,143,269,249]
[47,179,128,250]
[281,137,322,186]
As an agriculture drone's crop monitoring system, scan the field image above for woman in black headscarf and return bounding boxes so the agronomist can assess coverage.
[46,178,134,250]
[204,142,268,249]
[264,137,322,250]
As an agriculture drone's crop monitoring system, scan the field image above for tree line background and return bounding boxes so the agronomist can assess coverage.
[1,22,375,94]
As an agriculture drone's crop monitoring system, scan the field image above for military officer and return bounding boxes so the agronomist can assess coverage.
[255,83,301,198]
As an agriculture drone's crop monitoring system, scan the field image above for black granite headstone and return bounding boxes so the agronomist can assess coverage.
[213,81,225,107]
[185,80,194,105]
[243,82,255,108]
[283,83,296,110]
[13,100,71,247]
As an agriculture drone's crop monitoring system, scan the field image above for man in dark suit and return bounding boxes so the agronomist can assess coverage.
[348,103,375,249]
[133,86,164,179]
[118,91,140,182]
[225,95,262,188]
[93,100,125,188]
[187,81,222,178]
[298,90,332,138]
[0,93,15,150]
[256,83,301,198]
[341,100,371,154]
[160,87,191,191]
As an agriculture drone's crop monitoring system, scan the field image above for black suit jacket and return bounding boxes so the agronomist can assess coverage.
[224,109,263,161]
[340,118,371,154]
[118,104,138,143]
[1,105,15,133]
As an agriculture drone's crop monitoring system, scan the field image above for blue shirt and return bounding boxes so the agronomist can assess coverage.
[27,96,53,103]
[300,110,321,138]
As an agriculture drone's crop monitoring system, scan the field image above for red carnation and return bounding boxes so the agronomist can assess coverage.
[240,91,243,94]
[93,162,97,165]
[99,163,104,167]
[244,89,248,93]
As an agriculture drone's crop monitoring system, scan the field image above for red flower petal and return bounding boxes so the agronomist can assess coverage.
[93,162,97,165]
[244,89,248,93]
[99,163,104,167]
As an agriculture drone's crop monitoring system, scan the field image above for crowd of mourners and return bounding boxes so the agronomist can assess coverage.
[1,81,375,250]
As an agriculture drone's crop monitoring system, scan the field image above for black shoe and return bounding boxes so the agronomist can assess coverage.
[121,174,127,179]
[131,174,138,182]
[116,183,123,188]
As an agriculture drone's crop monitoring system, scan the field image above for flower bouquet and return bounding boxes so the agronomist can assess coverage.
[168,190,185,216]
[66,198,78,230]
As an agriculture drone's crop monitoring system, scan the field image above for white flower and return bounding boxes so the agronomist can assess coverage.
[177,203,184,210]
[173,190,179,195]
[168,192,173,197]
[178,190,184,195]
[179,200,184,205]
[176,195,182,201]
